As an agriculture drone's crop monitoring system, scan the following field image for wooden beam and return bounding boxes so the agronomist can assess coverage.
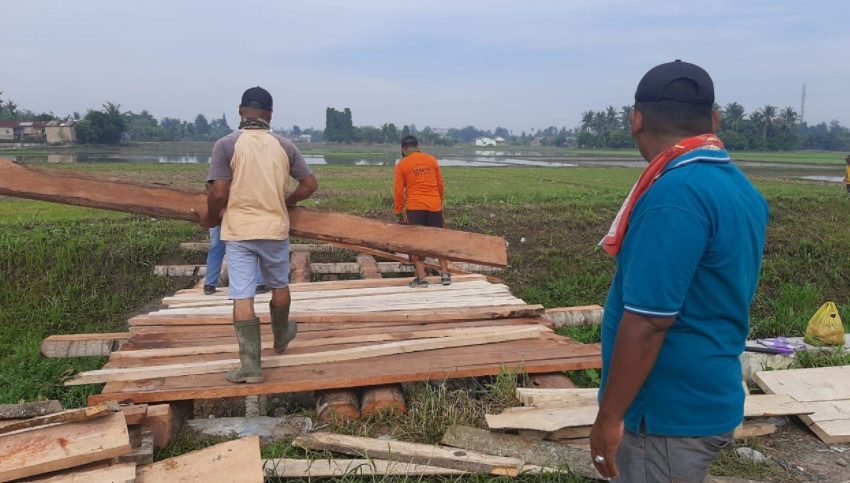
[544,305,604,327]
[140,404,182,449]
[263,458,465,477]
[69,326,542,385]
[290,251,311,284]
[293,432,524,476]
[0,401,119,435]
[40,332,131,358]
[0,412,130,482]
[515,388,599,407]
[119,404,148,425]
[357,254,382,279]
[136,436,263,483]
[26,462,137,483]
[0,400,63,420]
[0,160,507,267]
[440,425,599,479]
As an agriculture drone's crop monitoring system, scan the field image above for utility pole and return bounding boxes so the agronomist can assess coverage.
[800,83,807,125]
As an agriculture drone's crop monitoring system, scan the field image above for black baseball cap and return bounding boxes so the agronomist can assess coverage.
[401,135,418,147]
[240,86,273,111]
[635,60,714,106]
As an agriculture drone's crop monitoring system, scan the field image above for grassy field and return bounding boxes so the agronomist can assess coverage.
[2,162,849,480]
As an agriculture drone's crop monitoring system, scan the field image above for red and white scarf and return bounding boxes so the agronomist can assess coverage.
[599,134,726,256]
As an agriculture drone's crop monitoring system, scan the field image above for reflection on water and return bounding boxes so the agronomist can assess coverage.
[10,151,847,184]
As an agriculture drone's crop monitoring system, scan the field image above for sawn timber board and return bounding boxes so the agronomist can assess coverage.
[89,335,601,404]
[0,159,506,266]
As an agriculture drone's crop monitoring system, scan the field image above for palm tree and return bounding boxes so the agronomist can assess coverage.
[723,102,745,132]
[757,105,777,144]
[580,111,593,132]
[778,106,798,131]
[620,105,632,132]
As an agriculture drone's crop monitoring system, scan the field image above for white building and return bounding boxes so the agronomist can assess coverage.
[473,137,497,147]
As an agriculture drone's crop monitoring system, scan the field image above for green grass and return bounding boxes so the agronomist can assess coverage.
[0,213,197,406]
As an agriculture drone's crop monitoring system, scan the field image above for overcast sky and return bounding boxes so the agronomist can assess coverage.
[2,0,848,132]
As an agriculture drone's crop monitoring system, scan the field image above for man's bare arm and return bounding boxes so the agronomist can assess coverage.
[285,174,318,207]
[590,311,675,479]
[200,179,231,227]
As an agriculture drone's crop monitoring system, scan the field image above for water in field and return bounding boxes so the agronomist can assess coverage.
[7,147,846,184]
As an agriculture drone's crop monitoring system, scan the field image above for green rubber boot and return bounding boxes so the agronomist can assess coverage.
[226,317,263,383]
[270,304,298,353]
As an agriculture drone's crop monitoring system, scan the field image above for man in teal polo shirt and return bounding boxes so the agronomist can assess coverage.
[590,60,769,481]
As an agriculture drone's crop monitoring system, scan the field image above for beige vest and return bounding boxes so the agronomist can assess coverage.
[221,130,291,241]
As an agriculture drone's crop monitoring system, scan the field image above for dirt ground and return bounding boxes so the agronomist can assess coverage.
[753,421,850,482]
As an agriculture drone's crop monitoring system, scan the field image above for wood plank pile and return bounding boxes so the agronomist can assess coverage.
[0,397,263,482]
[0,401,133,482]
[482,387,815,446]
[42,274,600,406]
[755,365,850,443]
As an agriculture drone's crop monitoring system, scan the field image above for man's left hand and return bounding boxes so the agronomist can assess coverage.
[590,414,624,480]
[191,208,215,228]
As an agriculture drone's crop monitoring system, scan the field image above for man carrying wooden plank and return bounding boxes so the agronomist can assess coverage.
[393,135,451,287]
[197,86,318,383]
[591,61,769,481]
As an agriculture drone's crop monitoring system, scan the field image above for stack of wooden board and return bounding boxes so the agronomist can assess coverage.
[44,275,601,406]
[483,387,815,445]
[0,403,133,482]
[755,365,850,443]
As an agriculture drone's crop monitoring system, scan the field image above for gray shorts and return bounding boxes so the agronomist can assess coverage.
[224,239,290,300]
[614,430,733,482]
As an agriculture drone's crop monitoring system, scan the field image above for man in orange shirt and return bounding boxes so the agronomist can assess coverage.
[393,135,451,287]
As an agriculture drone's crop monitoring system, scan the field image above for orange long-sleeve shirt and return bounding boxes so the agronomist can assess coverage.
[393,151,444,214]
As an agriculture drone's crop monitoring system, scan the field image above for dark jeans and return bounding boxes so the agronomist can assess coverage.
[614,430,733,482]
[406,210,444,228]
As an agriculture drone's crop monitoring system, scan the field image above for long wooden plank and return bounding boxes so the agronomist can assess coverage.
[40,332,131,358]
[440,425,599,479]
[88,338,601,404]
[110,325,542,360]
[129,304,546,327]
[0,401,118,435]
[136,436,263,483]
[161,279,506,306]
[26,461,136,483]
[0,412,130,482]
[69,326,543,385]
[263,458,465,477]
[516,388,599,406]
[121,318,543,347]
[293,432,524,476]
[491,391,813,431]
[0,159,507,266]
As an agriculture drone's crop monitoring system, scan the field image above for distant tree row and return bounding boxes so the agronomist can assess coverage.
[0,91,58,121]
[576,103,850,151]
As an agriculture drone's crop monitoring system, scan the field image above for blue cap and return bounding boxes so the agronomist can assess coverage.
[635,60,714,106]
